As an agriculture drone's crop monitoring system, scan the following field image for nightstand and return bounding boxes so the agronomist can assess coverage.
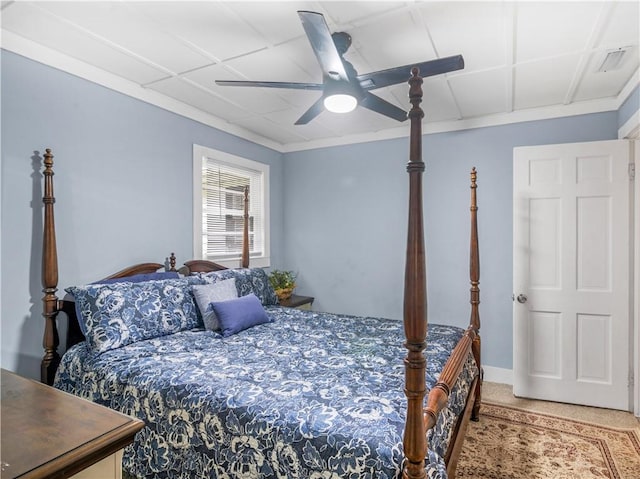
[279,294,314,310]
[1,369,145,479]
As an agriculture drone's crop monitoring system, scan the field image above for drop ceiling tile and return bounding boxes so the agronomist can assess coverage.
[574,47,640,101]
[146,77,250,122]
[514,54,582,110]
[255,109,325,143]
[278,89,325,110]
[372,85,410,110]
[130,1,266,61]
[515,2,602,62]
[321,1,407,26]
[413,76,461,123]
[419,1,507,71]
[387,83,414,112]
[264,106,348,139]
[597,1,640,49]
[230,115,307,144]
[449,68,508,118]
[286,116,345,142]
[350,10,438,72]
[225,2,317,45]
[1,2,167,84]
[263,104,315,126]
[280,35,328,81]
[222,43,318,84]
[36,2,212,74]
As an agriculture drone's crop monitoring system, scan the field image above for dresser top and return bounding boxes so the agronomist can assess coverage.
[1,369,144,479]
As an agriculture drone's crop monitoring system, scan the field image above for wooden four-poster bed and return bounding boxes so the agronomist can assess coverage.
[40,68,482,479]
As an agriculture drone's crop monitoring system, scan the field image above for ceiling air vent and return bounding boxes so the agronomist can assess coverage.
[597,48,627,72]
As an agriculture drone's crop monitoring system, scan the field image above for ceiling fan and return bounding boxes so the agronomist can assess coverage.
[215,11,464,125]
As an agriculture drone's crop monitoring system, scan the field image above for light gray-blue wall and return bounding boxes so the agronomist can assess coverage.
[282,113,619,370]
[0,50,284,379]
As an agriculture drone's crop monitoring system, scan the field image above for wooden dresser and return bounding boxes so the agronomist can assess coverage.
[1,369,144,479]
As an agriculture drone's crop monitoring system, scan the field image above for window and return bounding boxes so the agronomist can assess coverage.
[193,145,270,268]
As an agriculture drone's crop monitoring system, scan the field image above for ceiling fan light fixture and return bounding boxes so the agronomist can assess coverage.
[323,93,357,113]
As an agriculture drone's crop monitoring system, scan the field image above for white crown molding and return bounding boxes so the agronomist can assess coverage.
[3,29,639,155]
[282,97,623,152]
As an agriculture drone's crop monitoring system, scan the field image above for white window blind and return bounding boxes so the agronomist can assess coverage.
[193,145,270,268]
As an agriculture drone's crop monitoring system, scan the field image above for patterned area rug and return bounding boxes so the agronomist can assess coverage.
[456,402,640,479]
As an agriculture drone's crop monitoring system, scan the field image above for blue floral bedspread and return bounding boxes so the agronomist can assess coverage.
[54,307,478,479]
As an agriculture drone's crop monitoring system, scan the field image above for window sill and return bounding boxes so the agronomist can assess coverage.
[204,257,271,269]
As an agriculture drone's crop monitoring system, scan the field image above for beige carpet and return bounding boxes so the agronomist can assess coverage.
[456,383,640,479]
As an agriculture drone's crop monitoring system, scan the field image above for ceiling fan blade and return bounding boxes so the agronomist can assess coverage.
[298,11,349,82]
[295,97,325,125]
[357,54,464,90]
[215,80,323,90]
[360,92,408,122]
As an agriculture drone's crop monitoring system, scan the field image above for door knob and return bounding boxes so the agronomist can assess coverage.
[516,294,527,304]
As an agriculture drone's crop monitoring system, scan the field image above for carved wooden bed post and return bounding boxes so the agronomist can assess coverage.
[469,168,482,420]
[402,67,427,479]
[242,186,249,268]
[41,148,61,385]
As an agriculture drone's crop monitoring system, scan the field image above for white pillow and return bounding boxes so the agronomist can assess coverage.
[192,278,238,331]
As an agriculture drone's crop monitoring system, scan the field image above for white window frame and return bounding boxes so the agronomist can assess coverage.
[193,144,270,268]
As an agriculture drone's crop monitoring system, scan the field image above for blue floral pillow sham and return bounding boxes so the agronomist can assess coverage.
[66,276,206,354]
[200,268,278,305]
[68,271,182,336]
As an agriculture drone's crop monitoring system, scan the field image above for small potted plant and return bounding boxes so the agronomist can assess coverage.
[268,269,297,302]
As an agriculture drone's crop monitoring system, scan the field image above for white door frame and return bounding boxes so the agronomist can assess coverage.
[618,118,638,417]
[634,141,639,417]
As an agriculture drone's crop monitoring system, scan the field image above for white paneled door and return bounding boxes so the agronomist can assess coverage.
[513,140,633,411]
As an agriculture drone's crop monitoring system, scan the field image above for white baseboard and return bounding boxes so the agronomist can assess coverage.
[482,366,513,385]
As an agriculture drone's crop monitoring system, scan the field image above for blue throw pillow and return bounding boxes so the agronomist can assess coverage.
[210,293,271,337]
